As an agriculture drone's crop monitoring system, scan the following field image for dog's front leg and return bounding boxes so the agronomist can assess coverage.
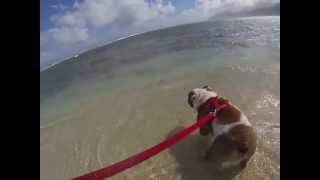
[202,135,216,160]
[202,143,214,160]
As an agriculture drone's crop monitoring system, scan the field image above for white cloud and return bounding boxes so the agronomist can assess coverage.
[51,4,68,11]
[45,0,175,46]
[180,0,278,21]
[48,26,89,44]
[40,33,47,46]
[41,0,279,70]
[52,0,175,28]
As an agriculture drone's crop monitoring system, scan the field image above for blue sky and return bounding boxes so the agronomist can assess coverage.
[41,1,74,31]
[40,0,279,70]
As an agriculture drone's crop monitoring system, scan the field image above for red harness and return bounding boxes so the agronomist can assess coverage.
[201,96,229,114]
[72,97,228,180]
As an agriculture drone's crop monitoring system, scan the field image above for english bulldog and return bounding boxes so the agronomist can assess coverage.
[187,85,257,169]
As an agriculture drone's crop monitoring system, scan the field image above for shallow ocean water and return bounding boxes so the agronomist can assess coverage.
[41,16,279,180]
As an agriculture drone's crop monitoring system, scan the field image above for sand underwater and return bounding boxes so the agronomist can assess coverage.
[41,16,279,180]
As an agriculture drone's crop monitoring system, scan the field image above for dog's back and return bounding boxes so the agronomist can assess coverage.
[188,87,257,169]
[202,100,257,169]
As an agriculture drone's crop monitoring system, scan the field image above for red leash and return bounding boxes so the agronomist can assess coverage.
[72,98,227,180]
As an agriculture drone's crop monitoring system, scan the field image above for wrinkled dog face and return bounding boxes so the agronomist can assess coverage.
[187,85,217,111]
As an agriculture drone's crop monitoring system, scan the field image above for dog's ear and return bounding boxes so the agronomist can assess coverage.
[188,91,195,107]
[202,85,213,91]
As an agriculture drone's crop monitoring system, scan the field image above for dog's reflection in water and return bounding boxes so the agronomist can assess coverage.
[167,127,244,180]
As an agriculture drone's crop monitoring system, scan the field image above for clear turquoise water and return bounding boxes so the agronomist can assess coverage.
[41,16,279,180]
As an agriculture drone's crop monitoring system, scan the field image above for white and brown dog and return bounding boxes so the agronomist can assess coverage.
[188,85,257,170]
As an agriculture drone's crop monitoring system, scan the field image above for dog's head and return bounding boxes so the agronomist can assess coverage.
[187,85,217,136]
[187,85,218,112]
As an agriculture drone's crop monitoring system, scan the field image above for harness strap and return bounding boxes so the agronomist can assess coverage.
[202,96,229,115]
